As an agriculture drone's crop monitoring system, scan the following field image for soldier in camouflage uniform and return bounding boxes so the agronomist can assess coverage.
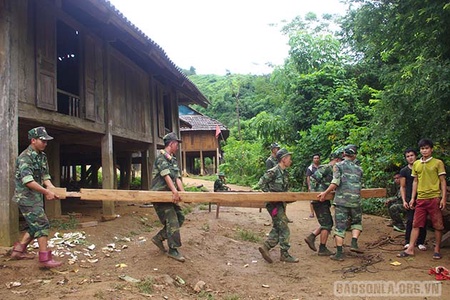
[385,173,406,232]
[265,143,280,170]
[11,127,62,268]
[266,143,293,223]
[318,144,363,261]
[214,172,230,192]
[306,153,321,218]
[258,149,299,263]
[304,148,343,256]
[150,132,186,262]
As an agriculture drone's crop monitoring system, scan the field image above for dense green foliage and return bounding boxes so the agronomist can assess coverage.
[188,1,449,190]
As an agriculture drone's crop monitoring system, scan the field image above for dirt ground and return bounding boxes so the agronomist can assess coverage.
[1,177,449,300]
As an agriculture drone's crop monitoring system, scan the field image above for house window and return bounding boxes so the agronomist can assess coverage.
[57,21,80,117]
[163,94,172,132]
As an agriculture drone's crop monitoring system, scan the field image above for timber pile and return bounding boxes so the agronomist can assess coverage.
[51,188,386,203]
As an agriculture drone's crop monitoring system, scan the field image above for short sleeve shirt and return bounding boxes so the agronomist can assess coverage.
[399,165,414,201]
[258,165,289,193]
[305,164,318,177]
[151,150,182,191]
[412,157,446,199]
[14,146,51,207]
[331,158,363,207]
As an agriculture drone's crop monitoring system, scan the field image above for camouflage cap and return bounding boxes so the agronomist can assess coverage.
[163,132,182,144]
[270,142,280,150]
[330,147,344,159]
[344,144,358,156]
[218,171,226,177]
[28,126,53,141]
[276,148,291,162]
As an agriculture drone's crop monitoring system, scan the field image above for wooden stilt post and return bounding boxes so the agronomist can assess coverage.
[45,141,61,218]
[101,130,115,219]
[102,42,115,220]
[0,0,20,245]
[80,164,86,187]
[141,148,151,190]
[200,150,204,176]
[216,147,220,172]
[123,152,132,190]
[183,150,187,176]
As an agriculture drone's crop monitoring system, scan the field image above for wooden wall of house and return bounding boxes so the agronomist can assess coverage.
[109,49,152,142]
[181,131,219,152]
[13,0,163,142]
[16,0,36,107]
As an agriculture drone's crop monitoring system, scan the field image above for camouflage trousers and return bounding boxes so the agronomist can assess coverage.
[387,199,406,227]
[19,205,49,238]
[153,203,185,249]
[311,200,333,231]
[264,202,291,251]
[334,205,362,238]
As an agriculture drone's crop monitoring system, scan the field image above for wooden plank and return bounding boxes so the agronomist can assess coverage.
[51,188,386,203]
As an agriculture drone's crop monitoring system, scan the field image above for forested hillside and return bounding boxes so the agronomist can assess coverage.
[185,0,450,190]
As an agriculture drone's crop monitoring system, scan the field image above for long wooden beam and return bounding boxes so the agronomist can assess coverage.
[51,188,386,203]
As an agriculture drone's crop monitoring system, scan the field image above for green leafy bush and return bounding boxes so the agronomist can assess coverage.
[361,198,388,217]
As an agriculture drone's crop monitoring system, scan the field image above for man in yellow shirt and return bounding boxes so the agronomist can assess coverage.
[398,139,447,259]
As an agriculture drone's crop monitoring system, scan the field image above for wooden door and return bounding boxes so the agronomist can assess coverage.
[35,2,57,111]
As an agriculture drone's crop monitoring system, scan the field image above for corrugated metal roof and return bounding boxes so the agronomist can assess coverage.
[180,115,228,132]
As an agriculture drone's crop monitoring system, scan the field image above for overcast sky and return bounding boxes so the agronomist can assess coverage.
[108,0,348,75]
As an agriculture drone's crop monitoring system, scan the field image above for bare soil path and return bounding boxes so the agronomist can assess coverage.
[1,177,448,299]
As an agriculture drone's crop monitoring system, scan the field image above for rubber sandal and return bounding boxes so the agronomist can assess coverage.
[397,251,413,258]
[432,253,442,260]
[417,244,427,251]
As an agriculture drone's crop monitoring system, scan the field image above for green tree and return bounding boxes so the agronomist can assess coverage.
[341,0,450,150]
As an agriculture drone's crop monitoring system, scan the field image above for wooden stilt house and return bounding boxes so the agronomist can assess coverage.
[0,0,209,245]
[179,105,229,176]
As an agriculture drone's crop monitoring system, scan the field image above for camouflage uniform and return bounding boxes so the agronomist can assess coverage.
[332,158,363,238]
[265,155,278,170]
[310,164,334,231]
[151,150,185,249]
[214,178,229,192]
[386,188,406,229]
[13,145,52,238]
[258,165,291,251]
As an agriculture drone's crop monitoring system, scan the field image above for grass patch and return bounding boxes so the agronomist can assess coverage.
[235,227,261,243]
[182,205,193,215]
[50,216,79,230]
[198,203,209,210]
[136,276,154,294]
[197,290,215,299]
[184,184,209,192]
